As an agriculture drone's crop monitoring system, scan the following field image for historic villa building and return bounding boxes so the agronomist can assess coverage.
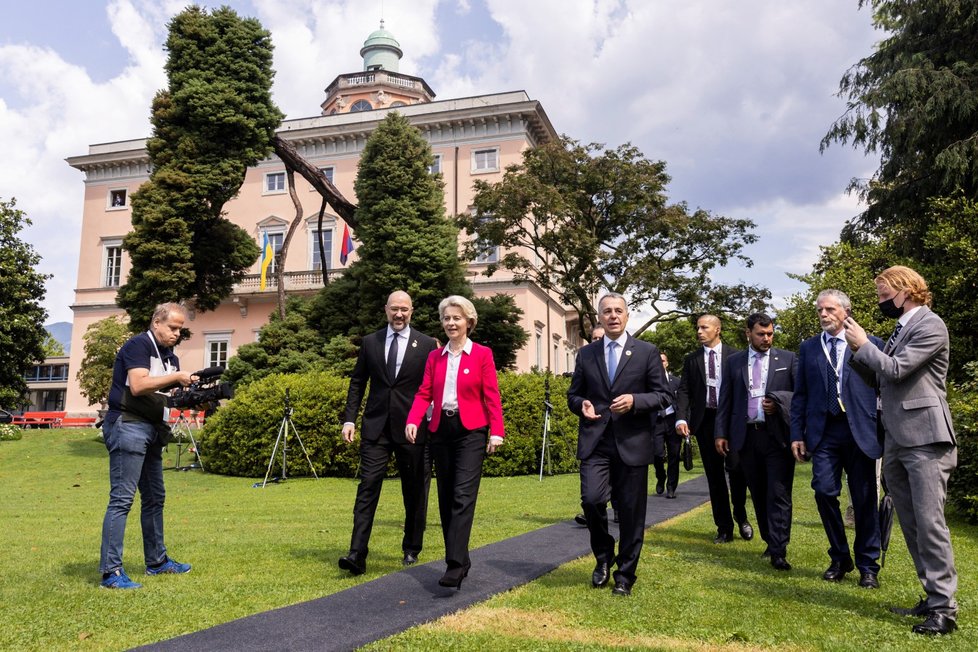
[63,23,581,414]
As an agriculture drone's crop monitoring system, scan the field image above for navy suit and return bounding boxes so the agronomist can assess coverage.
[790,332,882,574]
[652,373,682,493]
[568,335,671,586]
[717,347,796,557]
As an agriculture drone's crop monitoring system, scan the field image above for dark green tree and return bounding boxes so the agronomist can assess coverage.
[822,0,978,249]
[117,6,282,330]
[638,319,696,370]
[461,137,769,338]
[0,198,49,408]
[470,294,529,371]
[311,112,469,338]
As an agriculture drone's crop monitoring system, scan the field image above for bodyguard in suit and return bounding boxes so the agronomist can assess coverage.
[338,291,438,575]
[652,353,682,498]
[716,313,796,570]
[790,289,882,588]
[568,293,671,596]
[675,315,754,543]
[843,266,958,636]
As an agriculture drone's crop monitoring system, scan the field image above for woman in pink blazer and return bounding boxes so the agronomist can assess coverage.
[406,295,505,589]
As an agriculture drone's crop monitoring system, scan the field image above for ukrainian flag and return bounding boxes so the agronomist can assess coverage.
[259,232,273,290]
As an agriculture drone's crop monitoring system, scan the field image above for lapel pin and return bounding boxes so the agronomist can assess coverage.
[463,368,470,374]
[625,350,632,356]
[411,340,417,348]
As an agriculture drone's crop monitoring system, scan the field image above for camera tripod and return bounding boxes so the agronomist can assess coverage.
[259,388,318,487]
[538,374,554,481]
[165,410,205,472]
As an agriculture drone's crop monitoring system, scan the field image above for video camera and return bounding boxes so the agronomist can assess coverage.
[167,366,234,409]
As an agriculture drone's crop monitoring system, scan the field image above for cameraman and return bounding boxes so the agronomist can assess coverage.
[98,303,195,589]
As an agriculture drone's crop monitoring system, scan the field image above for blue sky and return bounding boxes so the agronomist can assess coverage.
[1,0,879,325]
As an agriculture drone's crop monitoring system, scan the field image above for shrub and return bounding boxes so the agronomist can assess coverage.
[0,424,23,441]
[198,370,582,478]
[948,362,978,522]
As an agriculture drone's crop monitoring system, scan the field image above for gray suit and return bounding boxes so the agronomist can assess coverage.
[852,305,957,615]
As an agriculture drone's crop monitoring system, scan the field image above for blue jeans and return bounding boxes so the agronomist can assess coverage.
[99,418,168,574]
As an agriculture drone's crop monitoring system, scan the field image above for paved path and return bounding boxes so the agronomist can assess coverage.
[137,475,709,652]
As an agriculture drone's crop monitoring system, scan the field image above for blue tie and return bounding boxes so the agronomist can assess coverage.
[607,341,618,383]
[827,336,841,415]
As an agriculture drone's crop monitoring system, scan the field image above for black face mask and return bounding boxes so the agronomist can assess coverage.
[878,297,904,319]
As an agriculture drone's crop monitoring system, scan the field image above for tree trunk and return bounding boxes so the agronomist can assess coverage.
[272,135,358,228]
[275,169,305,319]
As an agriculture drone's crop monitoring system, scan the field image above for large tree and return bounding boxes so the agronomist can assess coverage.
[310,112,470,338]
[822,0,978,248]
[461,137,769,338]
[117,6,283,330]
[0,198,49,408]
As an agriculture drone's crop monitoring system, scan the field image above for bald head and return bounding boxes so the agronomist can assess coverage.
[385,291,413,332]
[696,314,722,347]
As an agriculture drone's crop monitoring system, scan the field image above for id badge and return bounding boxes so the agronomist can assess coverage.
[750,387,766,399]
[706,377,718,388]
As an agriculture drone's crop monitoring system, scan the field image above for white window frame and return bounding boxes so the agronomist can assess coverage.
[472,148,499,174]
[312,166,335,191]
[259,227,286,277]
[264,171,286,194]
[307,216,336,271]
[472,236,499,264]
[203,331,233,369]
[429,154,442,175]
[102,238,124,288]
[107,188,128,210]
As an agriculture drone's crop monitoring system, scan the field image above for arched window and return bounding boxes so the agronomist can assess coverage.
[349,99,373,112]
[390,101,407,107]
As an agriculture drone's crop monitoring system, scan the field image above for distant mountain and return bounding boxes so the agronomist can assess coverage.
[45,322,72,356]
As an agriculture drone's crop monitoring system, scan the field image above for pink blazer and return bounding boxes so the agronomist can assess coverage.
[406,341,505,437]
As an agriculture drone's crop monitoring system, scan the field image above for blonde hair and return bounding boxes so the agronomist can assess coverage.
[875,266,932,307]
[439,295,478,333]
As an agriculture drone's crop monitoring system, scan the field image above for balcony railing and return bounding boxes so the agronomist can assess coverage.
[235,269,342,293]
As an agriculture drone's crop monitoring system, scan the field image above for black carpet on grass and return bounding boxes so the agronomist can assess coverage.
[136,475,709,652]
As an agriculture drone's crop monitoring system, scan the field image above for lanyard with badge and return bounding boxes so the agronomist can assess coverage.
[141,331,175,421]
[820,335,846,413]
[704,347,720,391]
[746,352,766,400]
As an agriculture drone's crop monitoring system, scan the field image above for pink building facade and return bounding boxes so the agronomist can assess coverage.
[63,25,582,415]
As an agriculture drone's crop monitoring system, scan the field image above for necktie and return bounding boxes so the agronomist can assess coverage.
[885,322,904,353]
[607,341,618,383]
[827,337,841,415]
[387,332,399,380]
[747,353,763,420]
[707,349,717,409]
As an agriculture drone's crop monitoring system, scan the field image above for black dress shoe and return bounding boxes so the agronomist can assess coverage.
[438,563,470,590]
[665,488,676,499]
[713,531,734,544]
[889,598,929,617]
[655,479,665,494]
[822,558,855,581]
[761,547,772,558]
[591,562,610,588]
[611,580,632,596]
[858,572,879,589]
[338,555,366,576]
[770,556,792,571]
[912,612,957,635]
[574,513,587,526]
[738,521,754,541]
[402,552,419,566]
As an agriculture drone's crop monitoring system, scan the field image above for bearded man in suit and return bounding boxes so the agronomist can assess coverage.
[844,266,958,636]
[338,291,439,575]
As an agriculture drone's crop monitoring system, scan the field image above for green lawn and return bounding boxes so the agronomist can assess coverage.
[2,428,975,651]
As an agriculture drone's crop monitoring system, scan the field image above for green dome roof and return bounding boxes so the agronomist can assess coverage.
[360,20,403,71]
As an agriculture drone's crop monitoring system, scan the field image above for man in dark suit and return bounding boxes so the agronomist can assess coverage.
[844,266,958,636]
[339,290,439,575]
[790,289,882,589]
[568,293,671,596]
[716,313,796,570]
[653,353,683,498]
[675,315,753,543]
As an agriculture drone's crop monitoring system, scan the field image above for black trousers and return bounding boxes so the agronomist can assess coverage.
[696,408,750,534]
[653,425,681,491]
[349,421,430,559]
[739,422,795,557]
[430,413,487,569]
[580,428,648,586]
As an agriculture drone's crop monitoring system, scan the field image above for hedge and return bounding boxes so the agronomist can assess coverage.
[197,371,581,478]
